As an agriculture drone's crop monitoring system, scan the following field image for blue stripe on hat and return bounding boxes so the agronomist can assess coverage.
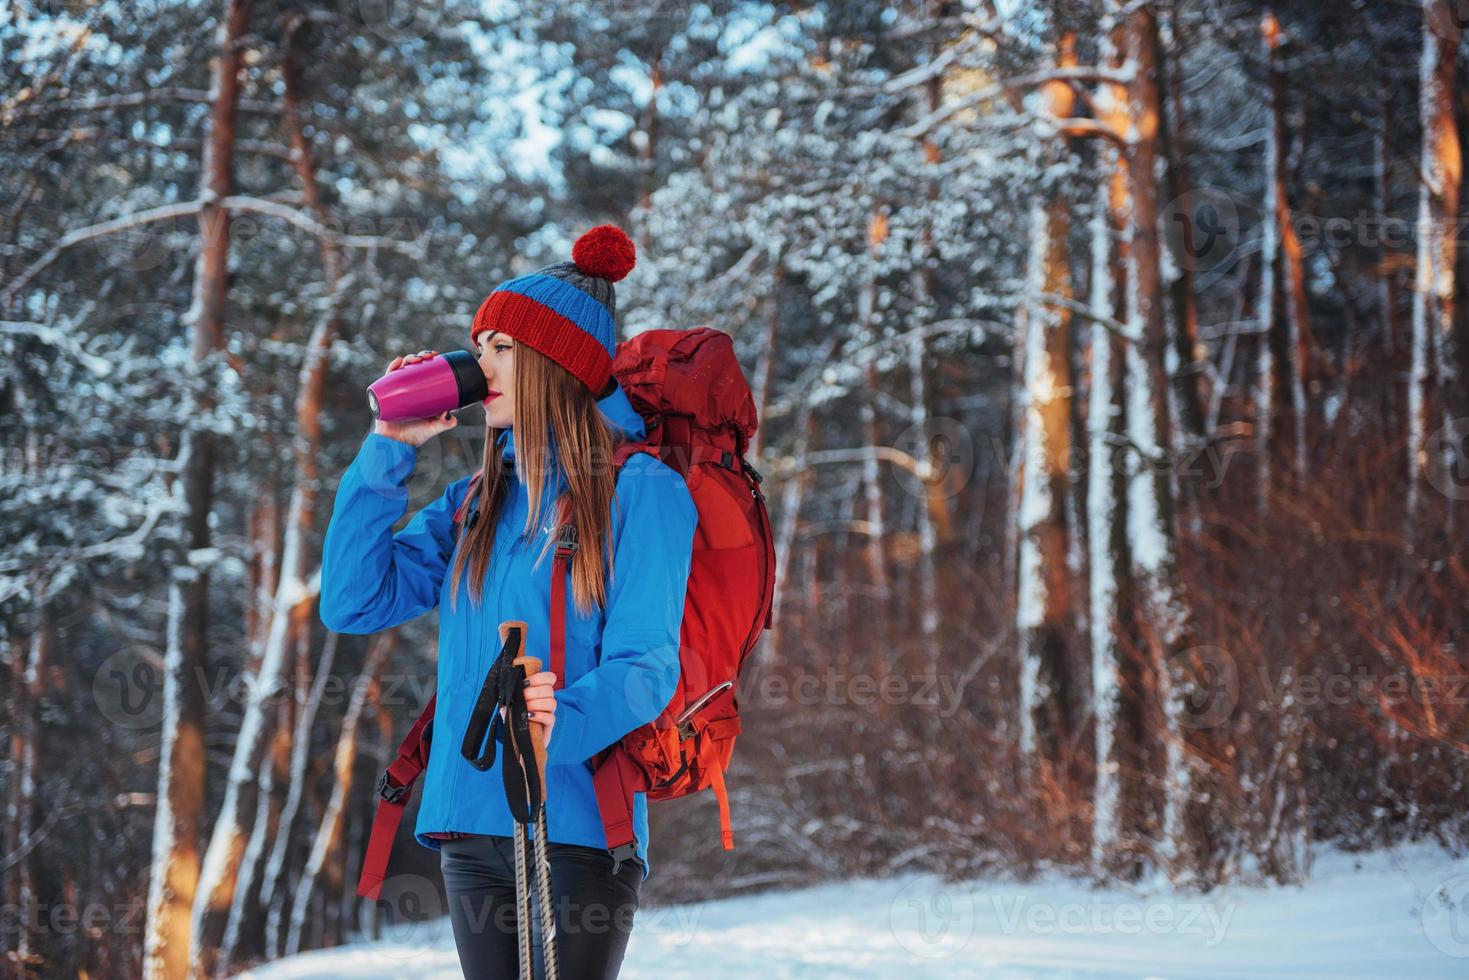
[495,273,617,358]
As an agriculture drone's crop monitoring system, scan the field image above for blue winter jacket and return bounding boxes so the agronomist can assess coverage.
[319,381,697,881]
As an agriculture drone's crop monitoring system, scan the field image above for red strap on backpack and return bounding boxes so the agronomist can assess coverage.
[357,693,435,900]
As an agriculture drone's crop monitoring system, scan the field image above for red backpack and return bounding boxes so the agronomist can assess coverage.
[358,327,775,899]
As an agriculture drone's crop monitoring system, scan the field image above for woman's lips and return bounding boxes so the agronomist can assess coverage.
[481,392,501,405]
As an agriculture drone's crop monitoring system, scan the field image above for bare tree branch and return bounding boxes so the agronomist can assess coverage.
[4,87,283,123]
[2,196,426,305]
[1036,291,1131,339]
[896,65,1134,140]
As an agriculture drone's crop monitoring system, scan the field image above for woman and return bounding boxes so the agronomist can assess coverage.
[319,225,698,979]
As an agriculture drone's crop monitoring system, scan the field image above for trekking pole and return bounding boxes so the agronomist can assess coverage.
[460,620,559,979]
[506,639,558,980]
[528,794,557,980]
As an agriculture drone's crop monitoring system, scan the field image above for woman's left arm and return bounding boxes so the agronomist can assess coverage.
[544,458,697,767]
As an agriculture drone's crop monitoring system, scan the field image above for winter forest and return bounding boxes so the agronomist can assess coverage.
[3,0,1469,977]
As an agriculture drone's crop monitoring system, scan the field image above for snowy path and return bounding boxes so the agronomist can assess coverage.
[243,839,1469,978]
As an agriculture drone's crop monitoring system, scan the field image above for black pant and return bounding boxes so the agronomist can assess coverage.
[439,833,643,980]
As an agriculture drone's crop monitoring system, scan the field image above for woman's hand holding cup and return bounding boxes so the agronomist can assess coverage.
[372,350,459,446]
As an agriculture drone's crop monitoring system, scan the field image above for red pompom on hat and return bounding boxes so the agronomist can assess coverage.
[571,224,636,282]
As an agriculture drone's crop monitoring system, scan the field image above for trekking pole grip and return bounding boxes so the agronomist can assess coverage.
[500,620,548,804]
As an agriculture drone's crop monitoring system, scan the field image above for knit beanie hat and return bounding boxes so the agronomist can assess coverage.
[470,225,636,396]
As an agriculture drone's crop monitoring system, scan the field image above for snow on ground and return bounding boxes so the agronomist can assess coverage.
[243,838,1469,978]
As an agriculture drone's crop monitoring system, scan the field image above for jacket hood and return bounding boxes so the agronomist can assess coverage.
[497,379,647,466]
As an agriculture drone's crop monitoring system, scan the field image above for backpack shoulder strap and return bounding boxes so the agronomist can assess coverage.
[358,693,436,900]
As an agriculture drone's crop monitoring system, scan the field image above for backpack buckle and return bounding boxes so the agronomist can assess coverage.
[609,842,641,876]
[377,770,408,805]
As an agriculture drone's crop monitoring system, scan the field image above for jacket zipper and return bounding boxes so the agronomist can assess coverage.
[449,483,523,830]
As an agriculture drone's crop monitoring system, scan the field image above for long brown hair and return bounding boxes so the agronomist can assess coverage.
[447,342,621,617]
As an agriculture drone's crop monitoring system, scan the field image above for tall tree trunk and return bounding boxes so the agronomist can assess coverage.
[858,209,891,604]
[1254,12,1286,511]
[214,478,282,972]
[1453,72,1469,448]
[190,12,344,966]
[286,634,394,954]
[752,264,783,463]
[263,631,339,957]
[215,698,288,975]
[1125,2,1197,885]
[1016,33,1079,804]
[215,22,346,970]
[1015,194,1078,778]
[765,410,815,667]
[1085,182,1131,873]
[1088,22,1134,874]
[3,637,23,969]
[144,3,253,977]
[831,476,858,627]
[906,7,953,662]
[244,489,281,658]
[637,57,662,211]
[1155,6,1207,455]
[1376,74,1405,448]
[1267,19,1315,479]
[7,615,48,977]
[1256,11,1312,483]
[1454,82,1469,437]
[1406,0,1462,520]
[190,389,328,977]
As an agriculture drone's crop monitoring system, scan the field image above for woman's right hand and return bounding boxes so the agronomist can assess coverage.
[372,350,460,447]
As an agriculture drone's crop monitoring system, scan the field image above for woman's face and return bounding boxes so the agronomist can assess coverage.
[475,330,514,429]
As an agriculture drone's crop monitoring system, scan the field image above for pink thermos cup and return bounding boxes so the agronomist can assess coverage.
[366,349,489,421]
